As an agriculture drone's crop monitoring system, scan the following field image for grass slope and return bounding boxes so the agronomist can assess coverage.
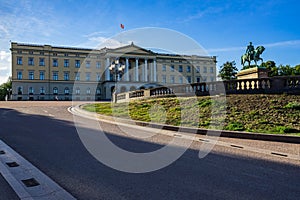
[82,94,300,135]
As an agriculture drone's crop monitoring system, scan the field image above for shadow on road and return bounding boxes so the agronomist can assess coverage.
[0,107,299,200]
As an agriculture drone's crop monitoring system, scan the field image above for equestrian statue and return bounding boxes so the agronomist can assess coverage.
[241,42,265,68]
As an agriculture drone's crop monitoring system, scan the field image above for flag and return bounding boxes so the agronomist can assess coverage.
[120,24,124,29]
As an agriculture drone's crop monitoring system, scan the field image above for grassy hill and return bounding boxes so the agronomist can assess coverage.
[83,94,300,135]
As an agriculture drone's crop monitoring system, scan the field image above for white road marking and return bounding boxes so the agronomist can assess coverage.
[0,140,75,200]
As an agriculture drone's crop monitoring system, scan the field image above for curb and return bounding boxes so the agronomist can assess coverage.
[74,104,300,144]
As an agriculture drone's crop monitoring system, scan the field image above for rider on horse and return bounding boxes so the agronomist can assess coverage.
[246,42,255,60]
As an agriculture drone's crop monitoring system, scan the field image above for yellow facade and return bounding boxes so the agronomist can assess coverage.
[11,42,216,100]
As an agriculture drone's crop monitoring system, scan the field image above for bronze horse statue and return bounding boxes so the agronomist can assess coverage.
[241,46,265,67]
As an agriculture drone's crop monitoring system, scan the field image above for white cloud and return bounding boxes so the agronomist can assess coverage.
[0,51,11,62]
[262,40,300,48]
[179,7,224,23]
[0,50,11,84]
[208,46,244,53]
[78,32,125,49]
[208,40,300,53]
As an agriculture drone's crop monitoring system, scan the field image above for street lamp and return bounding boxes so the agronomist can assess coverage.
[109,58,125,102]
[6,88,12,101]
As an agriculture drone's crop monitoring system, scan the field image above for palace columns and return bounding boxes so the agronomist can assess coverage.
[135,58,139,81]
[125,58,129,81]
[153,59,157,82]
[144,59,148,82]
[105,57,110,81]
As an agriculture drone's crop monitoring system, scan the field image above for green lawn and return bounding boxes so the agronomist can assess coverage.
[82,94,300,135]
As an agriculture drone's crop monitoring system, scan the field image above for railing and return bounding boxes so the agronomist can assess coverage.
[115,76,300,103]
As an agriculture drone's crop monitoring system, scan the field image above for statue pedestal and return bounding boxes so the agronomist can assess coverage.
[237,67,269,80]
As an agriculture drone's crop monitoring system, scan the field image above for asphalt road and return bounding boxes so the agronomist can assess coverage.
[0,101,299,200]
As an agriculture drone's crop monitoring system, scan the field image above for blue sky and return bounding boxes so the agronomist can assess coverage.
[0,0,299,83]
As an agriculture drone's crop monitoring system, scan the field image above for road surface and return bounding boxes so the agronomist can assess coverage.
[0,101,299,200]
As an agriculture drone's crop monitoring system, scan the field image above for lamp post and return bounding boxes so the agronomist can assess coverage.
[6,88,12,101]
[109,59,125,102]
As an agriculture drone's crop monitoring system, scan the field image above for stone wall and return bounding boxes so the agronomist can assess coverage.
[115,76,300,103]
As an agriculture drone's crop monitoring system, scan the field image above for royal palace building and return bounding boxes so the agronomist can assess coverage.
[10,42,217,100]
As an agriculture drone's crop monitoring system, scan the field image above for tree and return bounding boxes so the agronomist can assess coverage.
[278,64,294,76]
[262,60,278,77]
[294,64,300,75]
[218,61,238,80]
[0,77,12,101]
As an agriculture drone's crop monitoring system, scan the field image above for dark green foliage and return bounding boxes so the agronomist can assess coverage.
[262,60,278,77]
[218,61,238,80]
[0,77,12,101]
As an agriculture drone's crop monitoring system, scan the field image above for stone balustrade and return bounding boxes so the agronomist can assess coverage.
[115,76,300,103]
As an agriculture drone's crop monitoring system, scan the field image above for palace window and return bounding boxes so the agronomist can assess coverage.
[162,75,166,83]
[86,72,91,81]
[53,87,58,95]
[28,57,34,66]
[203,66,207,73]
[75,60,80,68]
[64,72,69,81]
[17,87,23,95]
[210,67,214,73]
[52,71,58,80]
[28,71,34,80]
[179,65,183,72]
[64,87,69,95]
[96,88,101,95]
[29,87,34,94]
[179,76,183,84]
[39,58,45,66]
[196,77,201,83]
[196,66,200,73]
[39,71,45,80]
[75,72,80,81]
[40,87,45,94]
[86,88,91,95]
[17,71,22,80]
[86,61,91,68]
[17,57,22,65]
[53,59,58,67]
[170,65,175,72]
[75,87,80,95]
[64,59,69,67]
[96,73,101,81]
[187,76,192,83]
[96,61,101,69]
[162,65,166,72]
[170,75,175,83]
[186,66,191,73]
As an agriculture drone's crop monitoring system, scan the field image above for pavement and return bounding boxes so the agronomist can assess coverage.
[0,101,299,200]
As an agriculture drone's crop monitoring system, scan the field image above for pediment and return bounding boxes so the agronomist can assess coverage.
[107,43,155,56]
